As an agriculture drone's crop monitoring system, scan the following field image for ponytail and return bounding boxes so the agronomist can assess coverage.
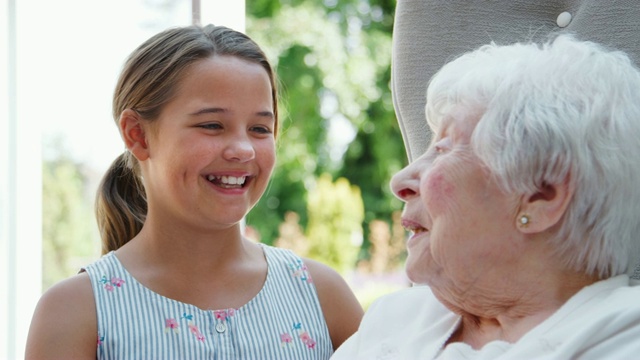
[95,152,147,254]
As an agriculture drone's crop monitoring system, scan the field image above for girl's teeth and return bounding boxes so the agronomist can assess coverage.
[206,175,246,185]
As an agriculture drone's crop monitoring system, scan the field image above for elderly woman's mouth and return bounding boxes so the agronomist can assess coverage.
[402,219,429,234]
[413,227,428,234]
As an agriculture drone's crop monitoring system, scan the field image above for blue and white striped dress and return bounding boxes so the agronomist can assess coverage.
[84,245,333,359]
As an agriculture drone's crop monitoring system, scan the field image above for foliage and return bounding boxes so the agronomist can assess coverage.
[245,1,406,264]
[305,174,364,273]
[42,142,99,290]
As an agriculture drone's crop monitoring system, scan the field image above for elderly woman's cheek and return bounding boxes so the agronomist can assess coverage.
[421,171,455,212]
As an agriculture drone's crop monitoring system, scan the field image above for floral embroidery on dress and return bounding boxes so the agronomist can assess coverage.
[280,333,294,348]
[295,323,317,349]
[214,308,236,322]
[188,321,205,342]
[97,335,104,347]
[165,318,180,334]
[165,313,206,342]
[100,275,125,292]
[288,259,313,283]
[281,323,316,349]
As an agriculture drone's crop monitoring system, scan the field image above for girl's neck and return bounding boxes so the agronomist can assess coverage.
[114,221,267,310]
[117,213,261,274]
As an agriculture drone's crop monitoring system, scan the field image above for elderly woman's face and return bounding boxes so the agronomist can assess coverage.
[391,106,521,294]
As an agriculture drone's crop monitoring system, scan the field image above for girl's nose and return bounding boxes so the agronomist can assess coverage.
[390,161,421,202]
[222,136,255,162]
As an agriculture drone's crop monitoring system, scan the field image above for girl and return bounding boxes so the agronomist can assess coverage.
[26,24,363,359]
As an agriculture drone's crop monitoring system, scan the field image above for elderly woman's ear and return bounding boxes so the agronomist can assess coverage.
[516,178,573,234]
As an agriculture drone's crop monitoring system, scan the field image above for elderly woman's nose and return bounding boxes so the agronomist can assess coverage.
[390,164,419,201]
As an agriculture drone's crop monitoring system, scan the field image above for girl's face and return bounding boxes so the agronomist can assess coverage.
[140,55,276,231]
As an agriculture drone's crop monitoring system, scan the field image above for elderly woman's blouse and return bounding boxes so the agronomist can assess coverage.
[332,276,640,359]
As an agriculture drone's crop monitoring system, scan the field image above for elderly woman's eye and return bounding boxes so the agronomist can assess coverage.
[433,137,452,154]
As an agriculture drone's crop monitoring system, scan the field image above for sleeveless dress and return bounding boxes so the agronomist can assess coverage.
[84,245,333,359]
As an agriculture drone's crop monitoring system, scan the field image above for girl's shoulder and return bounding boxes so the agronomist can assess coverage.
[31,271,96,325]
[25,272,97,359]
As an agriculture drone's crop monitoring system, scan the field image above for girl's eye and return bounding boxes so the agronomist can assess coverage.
[199,123,223,130]
[251,125,272,135]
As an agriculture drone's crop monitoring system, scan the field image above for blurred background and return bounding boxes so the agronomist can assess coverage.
[2,0,410,358]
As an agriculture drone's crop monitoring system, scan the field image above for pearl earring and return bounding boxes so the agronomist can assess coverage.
[519,214,530,228]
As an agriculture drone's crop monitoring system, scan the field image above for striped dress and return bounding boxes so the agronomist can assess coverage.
[84,245,333,359]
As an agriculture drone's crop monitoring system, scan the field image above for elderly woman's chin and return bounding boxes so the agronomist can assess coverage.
[405,264,428,285]
[404,246,434,285]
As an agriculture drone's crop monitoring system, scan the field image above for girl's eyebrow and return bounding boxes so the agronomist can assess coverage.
[189,107,274,119]
[256,111,275,119]
[189,107,226,116]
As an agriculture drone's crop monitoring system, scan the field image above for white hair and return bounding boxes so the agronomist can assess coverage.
[426,34,640,278]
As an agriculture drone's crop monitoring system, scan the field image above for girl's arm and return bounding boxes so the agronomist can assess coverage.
[25,273,97,360]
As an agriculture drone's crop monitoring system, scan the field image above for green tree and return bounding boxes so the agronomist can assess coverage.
[305,174,364,273]
[245,1,405,255]
[42,142,99,290]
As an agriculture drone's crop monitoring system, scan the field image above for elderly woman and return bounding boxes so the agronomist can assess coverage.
[332,34,640,359]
